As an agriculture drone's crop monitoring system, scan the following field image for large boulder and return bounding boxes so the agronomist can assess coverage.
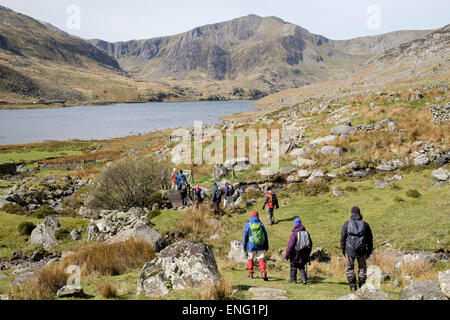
[56,285,84,298]
[309,135,336,145]
[212,164,229,180]
[107,221,167,252]
[306,170,325,184]
[399,281,447,300]
[310,247,331,263]
[395,252,437,269]
[431,168,449,181]
[413,154,430,166]
[137,241,220,297]
[29,223,58,250]
[354,284,391,300]
[227,240,247,264]
[438,269,450,298]
[330,125,357,136]
[44,216,61,230]
[317,146,343,156]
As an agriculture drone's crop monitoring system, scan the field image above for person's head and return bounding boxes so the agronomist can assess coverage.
[250,210,259,218]
[195,186,200,191]
[180,170,183,174]
[224,180,229,185]
[351,206,362,219]
[267,186,272,191]
[213,182,217,187]
[294,217,302,227]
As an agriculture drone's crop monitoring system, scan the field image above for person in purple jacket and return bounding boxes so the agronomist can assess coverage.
[284,217,312,284]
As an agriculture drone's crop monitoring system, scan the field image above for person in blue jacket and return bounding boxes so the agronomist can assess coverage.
[176,170,188,186]
[242,210,269,280]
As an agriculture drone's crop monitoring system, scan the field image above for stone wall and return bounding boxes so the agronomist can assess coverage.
[430,103,450,124]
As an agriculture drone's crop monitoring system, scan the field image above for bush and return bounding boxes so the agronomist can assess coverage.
[1,203,24,215]
[18,222,36,236]
[344,186,358,192]
[301,182,330,197]
[90,157,166,210]
[198,277,236,300]
[406,189,421,198]
[54,228,70,240]
[146,192,164,209]
[28,205,55,218]
[97,281,118,299]
[394,196,404,202]
[147,209,161,221]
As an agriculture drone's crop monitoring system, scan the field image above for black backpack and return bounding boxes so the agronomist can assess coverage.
[178,179,187,192]
[347,220,366,255]
[226,184,234,196]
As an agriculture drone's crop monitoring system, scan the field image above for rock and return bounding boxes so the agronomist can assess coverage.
[279,167,297,175]
[107,221,167,252]
[87,222,99,241]
[317,146,343,156]
[297,170,312,178]
[355,284,391,300]
[395,252,437,269]
[306,170,325,184]
[290,148,307,157]
[248,287,288,300]
[70,229,82,241]
[56,285,84,298]
[413,154,430,166]
[227,241,247,264]
[224,157,252,170]
[375,180,388,189]
[310,247,331,262]
[330,125,356,136]
[309,135,336,145]
[399,281,447,300]
[30,250,44,262]
[438,269,450,298]
[44,216,61,230]
[212,164,229,180]
[431,168,449,181]
[376,164,397,172]
[433,181,448,188]
[137,241,220,297]
[30,223,58,250]
[332,187,344,197]
[292,158,315,168]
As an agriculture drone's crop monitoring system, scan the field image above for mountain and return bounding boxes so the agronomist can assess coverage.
[89,14,430,89]
[0,5,446,106]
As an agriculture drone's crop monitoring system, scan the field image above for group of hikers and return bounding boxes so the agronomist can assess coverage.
[170,168,373,291]
[242,204,373,291]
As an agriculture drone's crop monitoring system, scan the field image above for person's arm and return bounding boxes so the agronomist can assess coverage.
[176,175,180,185]
[365,223,373,256]
[275,196,279,209]
[284,232,296,260]
[340,221,348,256]
[262,195,268,210]
[242,224,249,252]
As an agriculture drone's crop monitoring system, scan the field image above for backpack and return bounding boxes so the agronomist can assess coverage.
[213,188,222,201]
[347,220,366,255]
[200,190,205,200]
[226,184,234,196]
[266,192,278,209]
[295,230,311,251]
[249,222,265,246]
[178,179,187,192]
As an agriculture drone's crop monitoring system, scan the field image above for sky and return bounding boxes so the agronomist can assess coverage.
[1,0,449,42]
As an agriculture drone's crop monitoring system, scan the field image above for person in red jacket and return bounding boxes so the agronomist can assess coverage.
[262,186,279,225]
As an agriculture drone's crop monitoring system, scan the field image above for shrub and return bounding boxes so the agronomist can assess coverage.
[18,222,36,236]
[301,182,330,197]
[198,277,236,300]
[1,203,24,215]
[146,192,164,209]
[394,196,404,202]
[147,209,161,221]
[406,189,421,198]
[90,157,167,210]
[29,205,55,218]
[54,228,70,240]
[97,281,118,299]
[61,238,155,276]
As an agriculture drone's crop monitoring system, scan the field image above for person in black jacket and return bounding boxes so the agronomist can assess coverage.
[340,206,373,291]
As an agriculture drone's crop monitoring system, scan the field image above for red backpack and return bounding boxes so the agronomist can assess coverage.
[266,191,277,209]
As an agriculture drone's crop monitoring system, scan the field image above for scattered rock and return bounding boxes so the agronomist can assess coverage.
[70,229,82,241]
[227,240,247,264]
[438,269,450,298]
[137,241,220,297]
[248,287,288,300]
[413,154,430,166]
[330,125,357,136]
[56,285,85,298]
[44,216,61,230]
[29,223,58,250]
[354,284,391,300]
[431,167,449,181]
[107,221,167,252]
[399,281,447,300]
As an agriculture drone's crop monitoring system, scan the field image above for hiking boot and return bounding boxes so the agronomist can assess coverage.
[302,279,307,285]
[350,285,357,292]
[262,273,268,281]
[288,280,296,284]
[358,279,366,289]
[248,273,253,279]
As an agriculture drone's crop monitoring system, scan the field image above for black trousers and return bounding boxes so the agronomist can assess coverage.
[290,261,307,282]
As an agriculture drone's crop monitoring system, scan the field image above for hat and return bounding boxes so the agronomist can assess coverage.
[294,217,302,227]
[195,186,200,190]
[250,210,259,217]
[267,186,272,191]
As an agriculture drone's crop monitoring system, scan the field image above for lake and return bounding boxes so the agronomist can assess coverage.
[0,100,255,145]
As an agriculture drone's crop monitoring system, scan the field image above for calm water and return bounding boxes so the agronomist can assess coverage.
[0,100,255,145]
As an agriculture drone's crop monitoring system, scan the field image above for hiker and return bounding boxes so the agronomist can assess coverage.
[160,167,169,190]
[284,217,312,284]
[194,185,206,209]
[340,206,373,291]
[211,182,223,215]
[177,170,188,206]
[242,210,269,281]
[262,186,279,225]
[171,168,179,190]
[223,180,235,211]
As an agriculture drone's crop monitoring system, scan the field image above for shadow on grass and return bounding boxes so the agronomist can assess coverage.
[274,216,297,224]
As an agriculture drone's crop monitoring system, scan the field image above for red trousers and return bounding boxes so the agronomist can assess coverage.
[248,259,266,275]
